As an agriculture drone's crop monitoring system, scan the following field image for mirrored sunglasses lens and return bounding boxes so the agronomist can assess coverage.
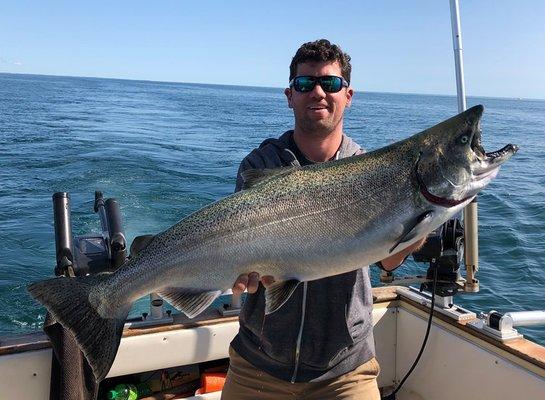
[295,77,315,92]
[320,76,342,92]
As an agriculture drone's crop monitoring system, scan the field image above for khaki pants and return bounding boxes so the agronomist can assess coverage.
[221,347,381,400]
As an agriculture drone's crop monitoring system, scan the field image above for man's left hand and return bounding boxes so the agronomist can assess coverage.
[379,237,427,271]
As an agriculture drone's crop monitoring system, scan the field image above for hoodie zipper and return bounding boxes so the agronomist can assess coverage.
[290,152,340,383]
[291,281,308,383]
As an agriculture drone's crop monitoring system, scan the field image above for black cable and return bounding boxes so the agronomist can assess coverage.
[381,264,439,400]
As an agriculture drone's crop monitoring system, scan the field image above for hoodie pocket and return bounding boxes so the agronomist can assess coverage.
[298,272,359,370]
[346,268,373,342]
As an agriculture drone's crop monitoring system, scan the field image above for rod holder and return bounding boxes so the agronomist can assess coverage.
[220,290,241,317]
[468,310,545,342]
[490,310,545,331]
[105,198,127,269]
[150,293,165,319]
[124,293,173,329]
[463,199,479,292]
[52,192,75,276]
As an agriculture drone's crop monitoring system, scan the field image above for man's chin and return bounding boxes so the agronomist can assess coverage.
[301,120,337,137]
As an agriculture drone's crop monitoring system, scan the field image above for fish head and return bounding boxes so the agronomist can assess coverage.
[416,105,518,207]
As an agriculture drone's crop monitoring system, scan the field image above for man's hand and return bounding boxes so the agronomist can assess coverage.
[232,272,276,295]
[379,237,427,271]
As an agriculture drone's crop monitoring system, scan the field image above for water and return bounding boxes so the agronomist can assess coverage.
[1,73,544,344]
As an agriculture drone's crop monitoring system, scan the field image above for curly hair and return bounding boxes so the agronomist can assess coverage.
[289,39,352,83]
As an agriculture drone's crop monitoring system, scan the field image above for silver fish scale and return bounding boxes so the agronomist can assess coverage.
[103,142,421,306]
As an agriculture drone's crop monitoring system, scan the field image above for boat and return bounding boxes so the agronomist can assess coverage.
[2,285,545,399]
[1,1,544,399]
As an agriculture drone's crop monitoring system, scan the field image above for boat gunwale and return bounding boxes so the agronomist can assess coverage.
[1,285,544,376]
[399,294,545,376]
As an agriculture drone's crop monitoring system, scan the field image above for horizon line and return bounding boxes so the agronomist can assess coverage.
[1,71,543,102]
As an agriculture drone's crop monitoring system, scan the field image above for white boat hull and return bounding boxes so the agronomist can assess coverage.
[1,287,544,399]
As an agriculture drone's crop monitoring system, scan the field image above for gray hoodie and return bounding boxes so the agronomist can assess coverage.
[231,130,376,383]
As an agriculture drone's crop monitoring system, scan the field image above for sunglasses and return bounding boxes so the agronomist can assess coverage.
[289,75,349,93]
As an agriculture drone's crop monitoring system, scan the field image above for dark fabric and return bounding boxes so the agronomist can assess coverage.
[234,130,364,191]
[231,131,375,382]
[44,313,99,400]
[286,133,314,166]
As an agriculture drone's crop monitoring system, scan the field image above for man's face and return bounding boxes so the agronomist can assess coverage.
[285,61,353,137]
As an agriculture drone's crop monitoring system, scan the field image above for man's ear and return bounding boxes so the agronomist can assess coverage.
[284,88,293,109]
[346,87,354,108]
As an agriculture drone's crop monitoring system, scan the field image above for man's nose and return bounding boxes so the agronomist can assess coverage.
[309,82,326,99]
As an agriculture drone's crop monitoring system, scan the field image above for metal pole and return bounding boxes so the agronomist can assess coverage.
[450,0,467,112]
[502,311,545,330]
[449,0,479,292]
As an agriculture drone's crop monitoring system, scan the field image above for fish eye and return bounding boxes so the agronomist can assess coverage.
[458,133,471,145]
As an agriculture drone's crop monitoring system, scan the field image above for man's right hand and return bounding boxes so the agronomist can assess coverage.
[232,272,276,295]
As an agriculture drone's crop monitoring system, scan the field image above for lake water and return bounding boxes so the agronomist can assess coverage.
[1,73,544,344]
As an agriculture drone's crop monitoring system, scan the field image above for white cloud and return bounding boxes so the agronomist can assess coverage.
[0,56,23,66]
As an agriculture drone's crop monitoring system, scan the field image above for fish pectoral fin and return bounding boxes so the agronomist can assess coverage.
[158,288,222,318]
[241,166,297,189]
[264,279,301,315]
[389,210,434,254]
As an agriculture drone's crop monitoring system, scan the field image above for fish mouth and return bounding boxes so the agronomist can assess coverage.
[456,127,519,198]
[472,129,519,177]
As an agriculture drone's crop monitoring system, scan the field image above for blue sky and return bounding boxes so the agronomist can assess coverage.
[1,0,544,99]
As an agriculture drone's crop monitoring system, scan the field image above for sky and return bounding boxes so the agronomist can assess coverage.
[1,0,544,99]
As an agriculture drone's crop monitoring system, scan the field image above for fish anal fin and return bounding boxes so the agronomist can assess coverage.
[241,166,296,189]
[264,279,301,315]
[389,210,434,254]
[158,288,222,318]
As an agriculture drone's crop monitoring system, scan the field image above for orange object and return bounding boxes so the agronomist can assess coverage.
[195,372,227,394]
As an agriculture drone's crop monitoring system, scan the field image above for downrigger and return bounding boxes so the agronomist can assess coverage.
[52,191,127,277]
[51,191,172,326]
[379,215,475,314]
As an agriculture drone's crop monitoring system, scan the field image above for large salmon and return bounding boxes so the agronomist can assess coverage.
[28,105,517,381]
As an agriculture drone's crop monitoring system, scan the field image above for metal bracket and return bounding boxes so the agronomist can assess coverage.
[219,292,241,317]
[125,293,174,328]
[397,286,476,322]
[381,273,467,290]
[466,318,523,342]
[125,314,174,329]
[219,306,241,317]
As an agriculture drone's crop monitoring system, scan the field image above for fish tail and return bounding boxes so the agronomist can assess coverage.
[27,274,130,382]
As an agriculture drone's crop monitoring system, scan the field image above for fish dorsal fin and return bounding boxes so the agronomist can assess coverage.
[157,288,222,318]
[264,279,301,315]
[241,166,296,189]
[389,211,434,254]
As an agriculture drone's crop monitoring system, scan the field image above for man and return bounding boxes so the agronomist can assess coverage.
[221,39,424,400]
